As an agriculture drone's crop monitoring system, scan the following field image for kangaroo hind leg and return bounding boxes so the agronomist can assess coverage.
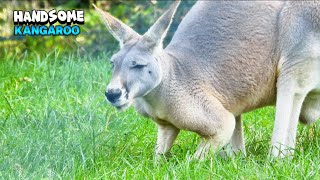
[300,93,320,125]
[271,55,320,157]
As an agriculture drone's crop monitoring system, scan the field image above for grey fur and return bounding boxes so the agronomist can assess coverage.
[95,1,320,159]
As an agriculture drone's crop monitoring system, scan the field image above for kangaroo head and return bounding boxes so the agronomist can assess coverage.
[94,1,180,110]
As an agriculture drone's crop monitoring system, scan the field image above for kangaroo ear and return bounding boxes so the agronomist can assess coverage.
[93,4,139,47]
[143,1,180,49]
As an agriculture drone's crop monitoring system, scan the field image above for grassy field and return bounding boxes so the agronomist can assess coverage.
[1,52,320,179]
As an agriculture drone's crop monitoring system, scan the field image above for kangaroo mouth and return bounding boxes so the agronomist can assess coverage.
[115,102,130,111]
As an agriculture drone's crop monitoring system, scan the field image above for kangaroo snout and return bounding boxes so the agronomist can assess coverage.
[105,88,122,103]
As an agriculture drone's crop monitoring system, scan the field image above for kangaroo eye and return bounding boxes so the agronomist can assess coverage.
[132,64,146,69]
[130,61,147,69]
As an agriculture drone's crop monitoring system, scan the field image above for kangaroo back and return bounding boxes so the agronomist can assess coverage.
[166,1,284,114]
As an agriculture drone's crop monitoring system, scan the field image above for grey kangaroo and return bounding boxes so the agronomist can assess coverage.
[94,1,320,159]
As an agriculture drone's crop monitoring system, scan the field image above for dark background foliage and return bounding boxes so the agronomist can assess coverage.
[0,0,196,60]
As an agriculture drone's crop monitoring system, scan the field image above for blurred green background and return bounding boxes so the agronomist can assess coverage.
[0,0,196,60]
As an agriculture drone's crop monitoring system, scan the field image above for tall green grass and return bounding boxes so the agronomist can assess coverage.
[0,52,319,179]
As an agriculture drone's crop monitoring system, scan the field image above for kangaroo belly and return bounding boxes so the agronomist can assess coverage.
[214,71,278,116]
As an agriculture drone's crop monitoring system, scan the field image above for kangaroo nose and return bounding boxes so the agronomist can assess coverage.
[105,89,122,103]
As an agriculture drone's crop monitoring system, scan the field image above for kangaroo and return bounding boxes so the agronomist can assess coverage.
[94,1,320,159]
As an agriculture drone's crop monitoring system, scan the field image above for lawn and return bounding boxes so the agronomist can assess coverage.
[1,52,319,179]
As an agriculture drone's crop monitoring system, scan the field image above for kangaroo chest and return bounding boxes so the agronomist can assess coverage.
[133,98,170,123]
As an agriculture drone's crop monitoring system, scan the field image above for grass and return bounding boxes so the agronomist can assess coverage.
[0,52,320,179]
